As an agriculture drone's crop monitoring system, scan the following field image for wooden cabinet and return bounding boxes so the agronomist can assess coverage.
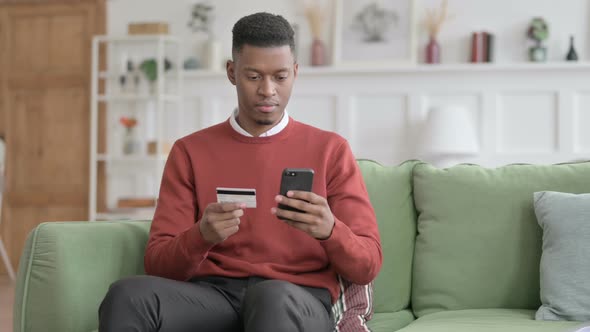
[0,0,105,275]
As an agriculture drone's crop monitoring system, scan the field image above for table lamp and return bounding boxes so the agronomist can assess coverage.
[419,105,479,167]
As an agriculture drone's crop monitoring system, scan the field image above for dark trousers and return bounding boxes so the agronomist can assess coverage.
[98,275,334,332]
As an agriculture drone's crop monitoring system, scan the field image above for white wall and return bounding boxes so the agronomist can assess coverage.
[101,0,590,210]
[108,0,303,67]
[108,0,590,65]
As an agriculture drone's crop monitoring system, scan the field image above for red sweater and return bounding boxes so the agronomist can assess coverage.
[144,118,382,302]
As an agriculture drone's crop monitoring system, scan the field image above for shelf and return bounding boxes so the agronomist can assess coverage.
[95,208,155,221]
[97,94,180,103]
[301,62,590,74]
[90,35,182,222]
[97,154,168,162]
[94,35,180,43]
[181,69,227,79]
[181,62,590,78]
[99,71,182,79]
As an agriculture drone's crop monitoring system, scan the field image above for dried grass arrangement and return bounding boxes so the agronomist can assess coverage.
[423,0,452,39]
[303,0,327,40]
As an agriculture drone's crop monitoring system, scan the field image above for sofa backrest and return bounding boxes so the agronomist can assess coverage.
[357,159,419,314]
[411,161,590,317]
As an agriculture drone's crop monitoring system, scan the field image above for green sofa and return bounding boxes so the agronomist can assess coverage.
[13,160,590,332]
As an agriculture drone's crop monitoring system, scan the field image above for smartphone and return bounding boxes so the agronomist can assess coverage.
[278,168,314,219]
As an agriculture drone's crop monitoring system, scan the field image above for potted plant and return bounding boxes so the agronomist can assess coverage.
[187,2,214,34]
[139,58,172,93]
[187,2,221,70]
[527,17,549,62]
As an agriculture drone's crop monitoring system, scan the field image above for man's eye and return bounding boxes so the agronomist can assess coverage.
[276,76,287,81]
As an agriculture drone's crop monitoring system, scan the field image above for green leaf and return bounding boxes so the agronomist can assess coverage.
[139,58,173,82]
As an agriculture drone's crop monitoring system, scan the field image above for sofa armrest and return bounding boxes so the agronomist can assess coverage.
[14,221,151,332]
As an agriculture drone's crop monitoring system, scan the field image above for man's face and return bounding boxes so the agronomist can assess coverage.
[226,44,298,136]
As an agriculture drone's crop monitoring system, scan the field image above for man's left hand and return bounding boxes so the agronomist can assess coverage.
[271,191,335,240]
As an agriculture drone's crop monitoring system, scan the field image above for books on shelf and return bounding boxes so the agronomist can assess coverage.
[127,22,169,35]
[117,197,156,209]
[471,31,494,63]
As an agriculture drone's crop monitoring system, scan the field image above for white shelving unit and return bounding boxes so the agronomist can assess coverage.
[89,35,183,221]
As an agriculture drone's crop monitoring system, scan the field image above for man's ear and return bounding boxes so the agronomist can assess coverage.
[293,62,299,79]
[227,60,236,85]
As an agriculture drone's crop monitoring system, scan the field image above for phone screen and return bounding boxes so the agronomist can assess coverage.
[278,168,314,219]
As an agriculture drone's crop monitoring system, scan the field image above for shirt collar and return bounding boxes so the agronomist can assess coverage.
[229,108,289,137]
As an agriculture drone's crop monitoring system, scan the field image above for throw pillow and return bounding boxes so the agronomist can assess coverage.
[534,191,590,321]
[332,276,374,332]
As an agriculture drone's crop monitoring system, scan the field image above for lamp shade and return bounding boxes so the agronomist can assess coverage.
[420,106,479,156]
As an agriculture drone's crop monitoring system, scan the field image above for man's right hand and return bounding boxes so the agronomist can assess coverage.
[199,202,245,244]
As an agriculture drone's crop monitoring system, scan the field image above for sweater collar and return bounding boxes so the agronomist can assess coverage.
[226,116,295,144]
[229,108,290,137]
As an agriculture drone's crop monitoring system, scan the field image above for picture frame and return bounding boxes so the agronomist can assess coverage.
[331,0,417,66]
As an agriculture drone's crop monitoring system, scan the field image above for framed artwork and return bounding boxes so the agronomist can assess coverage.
[332,0,417,66]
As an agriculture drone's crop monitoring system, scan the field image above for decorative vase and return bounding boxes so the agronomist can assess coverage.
[205,37,222,71]
[529,45,547,62]
[426,37,440,64]
[311,38,326,66]
[122,128,138,155]
[566,35,578,61]
[147,80,157,95]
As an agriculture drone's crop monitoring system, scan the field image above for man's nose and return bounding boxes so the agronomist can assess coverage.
[257,78,276,97]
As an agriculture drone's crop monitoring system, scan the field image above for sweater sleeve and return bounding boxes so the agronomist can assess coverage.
[320,140,383,285]
[144,140,214,280]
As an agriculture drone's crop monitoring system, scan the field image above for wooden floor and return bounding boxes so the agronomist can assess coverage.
[1,276,15,332]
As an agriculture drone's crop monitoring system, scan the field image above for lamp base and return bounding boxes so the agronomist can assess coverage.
[424,155,478,168]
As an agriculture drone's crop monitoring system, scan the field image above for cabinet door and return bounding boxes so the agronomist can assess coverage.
[0,0,105,274]
[0,10,5,138]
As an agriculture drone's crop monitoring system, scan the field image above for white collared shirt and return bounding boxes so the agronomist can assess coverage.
[229,108,289,137]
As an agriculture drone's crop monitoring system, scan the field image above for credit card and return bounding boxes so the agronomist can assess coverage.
[216,187,257,208]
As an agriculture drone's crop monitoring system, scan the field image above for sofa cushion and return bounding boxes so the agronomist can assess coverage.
[411,161,590,317]
[533,191,590,321]
[358,160,418,313]
[367,310,415,332]
[395,309,579,332]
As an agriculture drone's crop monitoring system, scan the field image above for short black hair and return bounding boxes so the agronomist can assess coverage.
[232,12,295,58]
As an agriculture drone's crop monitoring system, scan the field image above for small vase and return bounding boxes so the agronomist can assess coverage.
[566,35,578,61]
[148,80,157,95]
[122,128,138,155]
[311,38,326,66]
[426,37,440,64]
[205,37,222,71]
[529,45,547,62]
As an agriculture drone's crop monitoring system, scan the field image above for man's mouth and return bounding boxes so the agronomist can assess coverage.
[255,103,279,113]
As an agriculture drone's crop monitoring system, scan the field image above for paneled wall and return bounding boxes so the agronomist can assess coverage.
[179,64,590,167]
